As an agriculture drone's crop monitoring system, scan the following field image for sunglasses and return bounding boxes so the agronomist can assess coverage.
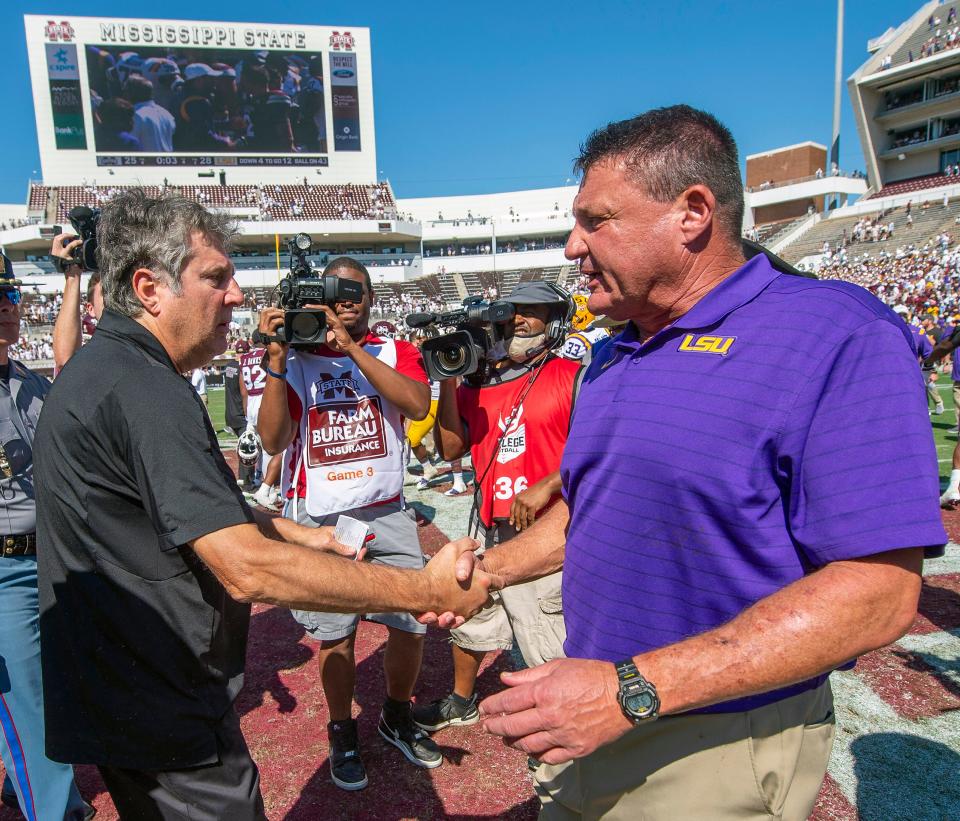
[0,288,21,306]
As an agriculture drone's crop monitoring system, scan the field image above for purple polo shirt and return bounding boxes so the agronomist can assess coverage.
[560,254,947,713]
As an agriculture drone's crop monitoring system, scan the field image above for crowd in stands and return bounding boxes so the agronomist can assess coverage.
[879,7,960,71]
[47,181,397,225]
[813,234,960,321]
[0,218,34,231]
[21,291,64,326]
[892,130,928,149]
[423,237,567,258]
[428,203,567,227]
[372,291,444,319]
[10,334,54,363]
[885,87,925,110]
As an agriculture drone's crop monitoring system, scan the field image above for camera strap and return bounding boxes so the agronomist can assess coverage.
[252,329,287,347]
[467,352,552,539]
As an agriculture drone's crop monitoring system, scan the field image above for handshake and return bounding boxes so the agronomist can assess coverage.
[416,538,497,627]
[307,527,500,626]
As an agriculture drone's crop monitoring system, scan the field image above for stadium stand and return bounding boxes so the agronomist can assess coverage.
[30,182,398,224]
[885,3,960,69]
[868,172,959,198]
[779,200,960,263]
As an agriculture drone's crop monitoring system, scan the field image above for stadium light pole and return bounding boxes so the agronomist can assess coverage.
[829,0,844,210]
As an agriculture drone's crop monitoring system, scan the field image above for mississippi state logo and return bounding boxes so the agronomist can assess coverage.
[329,31,356,51]
[45,20,75,42]
[496,405,526,464]
[314,371,361,400]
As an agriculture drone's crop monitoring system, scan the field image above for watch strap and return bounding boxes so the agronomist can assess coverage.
[54,256,81,274]
[614,658,660,724]
[615,659,643,683]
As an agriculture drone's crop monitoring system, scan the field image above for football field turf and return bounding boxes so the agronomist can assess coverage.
[930,379,959,488]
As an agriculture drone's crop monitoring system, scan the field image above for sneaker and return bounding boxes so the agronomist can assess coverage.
[941,487,960,508]
[429,453,444,466]
[444,483,469,497]
[416,477,431,491]
[252,486,275,509]
[328,719,368,791]
[932,405,946,415]
[412,692,480,732]
[378,704,443,768]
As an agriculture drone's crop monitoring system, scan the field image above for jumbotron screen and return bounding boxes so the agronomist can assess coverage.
[24,16,375,185]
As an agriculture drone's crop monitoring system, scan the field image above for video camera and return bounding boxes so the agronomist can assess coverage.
[66,206,101,271]
[254,233,364,348]
[405,297,516,384]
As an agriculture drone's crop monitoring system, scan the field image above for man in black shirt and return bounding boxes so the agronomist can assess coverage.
[34,190,497,818]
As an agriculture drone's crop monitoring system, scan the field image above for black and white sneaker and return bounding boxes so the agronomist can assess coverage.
[378,703,443,768]
[411,693,480,732]
[328,718,368,791]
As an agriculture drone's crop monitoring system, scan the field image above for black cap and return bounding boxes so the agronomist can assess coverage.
[505,281,568,305]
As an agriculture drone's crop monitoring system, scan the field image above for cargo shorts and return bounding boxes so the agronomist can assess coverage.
[450,519,566,667]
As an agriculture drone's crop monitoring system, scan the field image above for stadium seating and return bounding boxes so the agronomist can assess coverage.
[779,200,960,263]
[29,182,397,225]
[868,172,957,199]
[887,5,960,69]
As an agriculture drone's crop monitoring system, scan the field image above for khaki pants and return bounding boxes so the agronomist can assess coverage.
[537,681,835,821]
[450,571,566,666]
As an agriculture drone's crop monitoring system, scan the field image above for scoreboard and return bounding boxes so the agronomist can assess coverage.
[24,14,376,186]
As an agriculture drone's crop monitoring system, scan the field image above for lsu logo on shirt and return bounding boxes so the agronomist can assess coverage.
[678,334,736,356]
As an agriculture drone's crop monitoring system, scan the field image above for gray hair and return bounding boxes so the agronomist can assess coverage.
[573,105,745,244]
[97,189,237,317]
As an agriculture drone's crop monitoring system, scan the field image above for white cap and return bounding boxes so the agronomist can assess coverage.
[184,63,222,81]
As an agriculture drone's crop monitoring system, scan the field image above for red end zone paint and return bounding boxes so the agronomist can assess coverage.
[913,573,960,635]
[811,774,857,821]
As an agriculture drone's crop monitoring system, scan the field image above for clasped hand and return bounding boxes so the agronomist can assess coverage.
[418,538,502,626]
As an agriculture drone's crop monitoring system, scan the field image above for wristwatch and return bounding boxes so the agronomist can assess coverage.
[614,659,660,724]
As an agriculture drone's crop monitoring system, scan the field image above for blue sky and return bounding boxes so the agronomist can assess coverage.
[3,0,924,200]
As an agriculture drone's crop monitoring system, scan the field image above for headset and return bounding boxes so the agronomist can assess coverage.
[538,281,577,350]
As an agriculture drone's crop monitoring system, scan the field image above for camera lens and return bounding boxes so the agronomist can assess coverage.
[290,311,324,343]
[436,343,467,375]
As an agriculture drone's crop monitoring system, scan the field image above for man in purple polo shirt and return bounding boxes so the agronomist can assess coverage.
[429,106,945,819]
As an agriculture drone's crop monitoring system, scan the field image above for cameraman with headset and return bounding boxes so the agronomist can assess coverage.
[412,280,579,733]
[256,256,443,791]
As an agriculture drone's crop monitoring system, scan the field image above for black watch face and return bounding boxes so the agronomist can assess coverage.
[626,691,654,715]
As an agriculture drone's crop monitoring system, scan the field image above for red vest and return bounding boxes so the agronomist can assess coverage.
[458,356,578,526]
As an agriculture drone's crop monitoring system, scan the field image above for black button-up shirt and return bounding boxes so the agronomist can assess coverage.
[35,310,255,769]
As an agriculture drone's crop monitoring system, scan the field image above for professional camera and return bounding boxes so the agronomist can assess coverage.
[66,206,101,271]
[254,233,364,348]
[405,296,516,383]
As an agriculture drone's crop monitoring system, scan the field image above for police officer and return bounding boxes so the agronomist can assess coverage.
[0,255,89,819]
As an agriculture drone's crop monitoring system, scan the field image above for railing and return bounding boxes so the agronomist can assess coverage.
[423,211,571,229]
[746,172,865,193]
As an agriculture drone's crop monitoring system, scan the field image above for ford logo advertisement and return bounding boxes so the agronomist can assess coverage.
[332,69,354,78]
